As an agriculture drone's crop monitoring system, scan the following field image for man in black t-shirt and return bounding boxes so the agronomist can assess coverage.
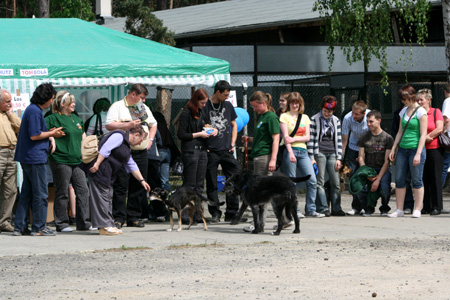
[202,80,242,222]
[357,110,394,216]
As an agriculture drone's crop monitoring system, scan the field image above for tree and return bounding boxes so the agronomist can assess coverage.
[313,0,431,89]
[113,0,175,46]
[0,0,95,20]
[443,0,450,82]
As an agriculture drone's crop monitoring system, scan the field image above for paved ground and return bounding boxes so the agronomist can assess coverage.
[1,192,450,299]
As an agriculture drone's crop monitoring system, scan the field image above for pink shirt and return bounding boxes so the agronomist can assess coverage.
[426,108,443,150]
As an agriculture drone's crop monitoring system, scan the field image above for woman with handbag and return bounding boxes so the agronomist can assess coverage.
[388,85,428,218]
[280,92,323,217]
[417,89,444,215]
[308,96,345,216]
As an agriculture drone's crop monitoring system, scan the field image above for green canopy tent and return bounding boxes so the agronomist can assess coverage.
[0,18,230,94]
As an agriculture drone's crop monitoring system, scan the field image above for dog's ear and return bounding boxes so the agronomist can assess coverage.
[161,189,169,200]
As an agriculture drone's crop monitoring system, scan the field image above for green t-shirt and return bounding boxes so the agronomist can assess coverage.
[252,111,280,158]
[45,113,84,165]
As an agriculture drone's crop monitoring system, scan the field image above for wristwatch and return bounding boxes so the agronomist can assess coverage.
[149,137,154,141]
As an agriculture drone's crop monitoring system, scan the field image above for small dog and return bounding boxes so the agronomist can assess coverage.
[223,170,310,235]
[150,187,221,232]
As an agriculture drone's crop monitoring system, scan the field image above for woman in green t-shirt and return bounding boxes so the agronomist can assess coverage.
[45,91,91,232]
[244,91,280,175]
[388,85,428,218]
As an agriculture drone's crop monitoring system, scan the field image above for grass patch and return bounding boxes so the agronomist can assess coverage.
[168,240,223,249]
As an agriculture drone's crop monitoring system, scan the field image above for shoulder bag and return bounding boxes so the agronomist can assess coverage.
[435,108,450,152]
[276,114,302,169]
[392,106,420,165]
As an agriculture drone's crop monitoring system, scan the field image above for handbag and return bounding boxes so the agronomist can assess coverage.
[276,114,302,168]
[434,108,450,152]
[81,135,99,164]
[392,106,421,165]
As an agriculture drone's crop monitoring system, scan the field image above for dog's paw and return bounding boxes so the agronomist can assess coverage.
[203,228,208,231]
[167,228,173,232]
[183,226,191,230]
[177,228,182,232]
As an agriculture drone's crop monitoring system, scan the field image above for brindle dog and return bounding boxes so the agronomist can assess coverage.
[223,170,310,235]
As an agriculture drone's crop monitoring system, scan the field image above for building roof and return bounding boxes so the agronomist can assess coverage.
[103,0,442,39]
[104,0,321,38]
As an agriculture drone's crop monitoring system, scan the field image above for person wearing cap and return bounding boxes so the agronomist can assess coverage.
[308,95,345,217]
[0,89,21,232]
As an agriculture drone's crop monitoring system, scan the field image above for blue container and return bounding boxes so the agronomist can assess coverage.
[217,176,226,192]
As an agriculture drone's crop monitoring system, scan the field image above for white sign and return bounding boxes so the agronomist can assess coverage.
[11,93,30,113]
[226,90,237,107]
[20,68,48,77]
[0,69,14,76]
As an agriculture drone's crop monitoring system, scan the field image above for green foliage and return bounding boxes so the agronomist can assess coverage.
[2,0,94,21]
[49,0,95,21]
[313,0,430,89]
[113,0,176,46]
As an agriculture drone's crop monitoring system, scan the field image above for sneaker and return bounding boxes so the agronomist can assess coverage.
[156,216,166,222]
[31,227,56,236]
[320,210,331,217]
[59,227,73,232]
[273,220,294,230]
[99,227,123,235]
[331,210,346,216]
[297,211,305,219]
[362,213,371,217]
[404,208,412,214]
[243,224,255,232]
[388,209,404,218]
[346,209,359,216]
[380,211,389,217]
[412,210,421,218]
[12,228,32,236]
[88,226,98,231]
[210,216,220,223]
[306,212,325,218]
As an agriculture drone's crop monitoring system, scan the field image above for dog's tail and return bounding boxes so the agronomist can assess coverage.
[199,194,225,207]
[290,175,311,183]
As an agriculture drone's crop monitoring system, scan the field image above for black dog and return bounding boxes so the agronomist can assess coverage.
[222,170,310,235]
[150,187,221,232]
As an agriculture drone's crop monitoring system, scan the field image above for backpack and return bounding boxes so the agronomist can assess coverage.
[81,135,99,164]
[84,113,103,136]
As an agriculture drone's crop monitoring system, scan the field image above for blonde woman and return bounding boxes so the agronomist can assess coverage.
[417,88,444,215]
[45,91,91,232]
[280,92,323,217]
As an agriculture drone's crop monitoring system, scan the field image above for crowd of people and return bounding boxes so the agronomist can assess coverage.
[0,81,449,237]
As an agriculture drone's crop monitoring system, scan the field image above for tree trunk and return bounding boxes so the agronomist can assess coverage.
[38,0,50,18]
[157,0,167,10]
[443,0,450,82]
[156,87,172,129]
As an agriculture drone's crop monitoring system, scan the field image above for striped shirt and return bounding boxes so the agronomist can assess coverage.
[341,110,370,151]
[307,113,342,160]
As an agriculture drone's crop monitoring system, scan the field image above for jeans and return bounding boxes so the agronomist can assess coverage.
[206,150,240,219]
[314,152,341,213]
[441,152,450,188]
[395,147,426,189]
[281,148,317,215]
[159,148,171,191]
[14,163,48,232]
